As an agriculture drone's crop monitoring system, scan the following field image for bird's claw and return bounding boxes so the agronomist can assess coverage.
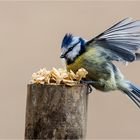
[80,80,96,94]
[87,84,94,94]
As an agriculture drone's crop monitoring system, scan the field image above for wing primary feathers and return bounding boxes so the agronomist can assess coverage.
[86,17,140,63]
[105,20,140,35]
[104,41,136,62]
[88,17,133,42]
[107,41,140,51]
[105,17,133,32]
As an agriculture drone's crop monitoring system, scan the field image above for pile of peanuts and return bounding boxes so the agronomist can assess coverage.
[31,68,88,86]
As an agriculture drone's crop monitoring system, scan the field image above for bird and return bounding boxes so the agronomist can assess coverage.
[60,17,140,109]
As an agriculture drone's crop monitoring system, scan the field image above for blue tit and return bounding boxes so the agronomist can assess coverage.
[60,17,140,108]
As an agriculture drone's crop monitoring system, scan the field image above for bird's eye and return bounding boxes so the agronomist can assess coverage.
[67,41,80,52]
[66,41,80,55]
[68,47,73,52]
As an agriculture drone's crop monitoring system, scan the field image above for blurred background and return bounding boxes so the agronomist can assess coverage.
[0,1,140,139]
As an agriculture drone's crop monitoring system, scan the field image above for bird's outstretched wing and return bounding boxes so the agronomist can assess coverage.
[86,17,140,62]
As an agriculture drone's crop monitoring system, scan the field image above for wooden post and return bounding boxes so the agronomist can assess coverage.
[25,84,89,140]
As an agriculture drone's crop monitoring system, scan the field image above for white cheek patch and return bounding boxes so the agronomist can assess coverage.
[71,37,80,46]
[67,45,81,60]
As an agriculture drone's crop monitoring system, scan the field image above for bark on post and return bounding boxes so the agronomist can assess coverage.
[25,84,89,140]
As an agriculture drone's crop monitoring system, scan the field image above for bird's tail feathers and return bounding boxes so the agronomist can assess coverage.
[120,81,140,108]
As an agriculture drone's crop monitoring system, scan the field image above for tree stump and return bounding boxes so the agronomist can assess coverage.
[25,84,89,140]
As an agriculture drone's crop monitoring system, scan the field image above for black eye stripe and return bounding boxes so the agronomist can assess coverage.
[64,47,74,56]
[67,41,80,53]
[63,41,81,57]
[68,46,74,52]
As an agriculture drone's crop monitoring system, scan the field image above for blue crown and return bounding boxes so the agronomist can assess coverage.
[61,33,73,48]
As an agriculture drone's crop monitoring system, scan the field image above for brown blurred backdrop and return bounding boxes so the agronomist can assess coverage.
[0,1,140,139]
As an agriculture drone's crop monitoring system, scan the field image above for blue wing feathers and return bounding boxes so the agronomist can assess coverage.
[87,17,140,62]
[106,42,136,62]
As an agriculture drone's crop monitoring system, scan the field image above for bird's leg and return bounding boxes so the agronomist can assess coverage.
[80,80,97,94]
[87,84,95,94]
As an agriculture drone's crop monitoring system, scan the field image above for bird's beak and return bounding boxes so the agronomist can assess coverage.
[60,54,65,58]
[60,48,67,58]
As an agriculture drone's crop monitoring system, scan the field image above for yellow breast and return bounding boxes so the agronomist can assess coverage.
[67,55,84,73]
[66,47,97,73]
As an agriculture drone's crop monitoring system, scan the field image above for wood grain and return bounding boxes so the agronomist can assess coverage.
[25,84,89,140]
